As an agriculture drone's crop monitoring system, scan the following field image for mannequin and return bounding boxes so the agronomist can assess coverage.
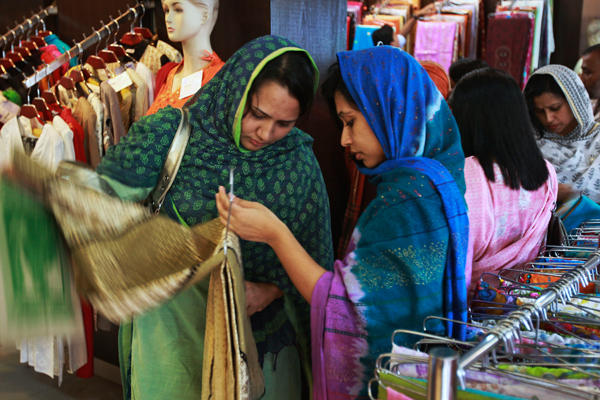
[146,0,224,114]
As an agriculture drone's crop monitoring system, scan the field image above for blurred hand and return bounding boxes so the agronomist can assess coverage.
[245,281,283,316]
[557,183,579,204]
[215,186,283,245]
[416,3,437,17]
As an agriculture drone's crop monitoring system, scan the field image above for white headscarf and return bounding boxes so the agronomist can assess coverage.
[526,65,600,202]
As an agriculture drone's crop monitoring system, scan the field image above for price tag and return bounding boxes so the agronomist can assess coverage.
[108,71,133,92]
[179,70,203,99]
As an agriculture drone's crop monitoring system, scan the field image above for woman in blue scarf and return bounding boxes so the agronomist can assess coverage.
[216,46,469,398]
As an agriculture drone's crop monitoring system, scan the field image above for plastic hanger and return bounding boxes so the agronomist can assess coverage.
[108,44,127,58]
[134,27,153,40]
[13,47,32,59]
[30,36,46,47]
[20,104,39,119]
[0,58,15,70]
[32,96,50,113]
[5,51,25,64]
[120,7,143,46]
[21,40,39,51]
[37,30,52,37]
[59,75,75,90]
[98,49,118,63]
[41,89,58,106]
[85,30,107,70]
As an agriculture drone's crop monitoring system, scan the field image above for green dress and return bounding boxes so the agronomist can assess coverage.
[96,35,334,399]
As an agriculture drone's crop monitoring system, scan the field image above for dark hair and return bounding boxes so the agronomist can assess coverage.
[247,51,316,116]
[523,73,567,136]
[448,68,549,191]
[448,58,489,86]
[583,44,600,56]
[321,62,357,126]
[372,25,394,46]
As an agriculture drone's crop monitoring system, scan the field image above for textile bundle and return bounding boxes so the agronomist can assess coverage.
[2,151,265,398]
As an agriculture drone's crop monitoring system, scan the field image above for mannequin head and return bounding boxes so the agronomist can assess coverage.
[162,0,219,43]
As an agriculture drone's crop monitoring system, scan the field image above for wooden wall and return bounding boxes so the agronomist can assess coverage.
[0,0,56,46]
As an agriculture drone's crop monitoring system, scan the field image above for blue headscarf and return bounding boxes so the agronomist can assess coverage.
[338,46,469,339]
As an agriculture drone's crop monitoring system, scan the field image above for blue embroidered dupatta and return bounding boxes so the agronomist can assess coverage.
[311,46,469,399]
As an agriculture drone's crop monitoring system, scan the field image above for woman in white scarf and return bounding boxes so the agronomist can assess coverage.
[524,65,600,202]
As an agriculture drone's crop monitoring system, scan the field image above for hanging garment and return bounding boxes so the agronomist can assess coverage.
[72,97,100,168]
[414,20,458,72]
[311,46,469,399]
[0,92,20,125]
[0,116,25,168]
[135,61,155,105]
[87,92,104,160]
[485,13,534,88]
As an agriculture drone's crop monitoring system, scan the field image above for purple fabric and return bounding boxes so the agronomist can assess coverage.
[311,257,369,399]
[311,270,332,400]
[414,21,458,72]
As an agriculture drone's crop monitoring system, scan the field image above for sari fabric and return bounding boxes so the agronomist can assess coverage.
[311,46,469,399]
[97,36,333,399]
[526,65,600,202]
[465,157,558,297]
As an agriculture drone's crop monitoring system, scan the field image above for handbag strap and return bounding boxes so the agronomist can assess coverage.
[145,107,191,214]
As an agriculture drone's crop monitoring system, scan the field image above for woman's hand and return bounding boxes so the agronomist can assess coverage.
[215,186,284,245]
[415,3,436,17]
[244,281,283,316]
[557,183,580,204]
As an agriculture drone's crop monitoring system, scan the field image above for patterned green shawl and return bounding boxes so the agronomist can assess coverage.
[97,35,333,360]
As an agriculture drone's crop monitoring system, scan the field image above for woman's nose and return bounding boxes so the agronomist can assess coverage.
[257,120,275,141]
[340,128,352,147]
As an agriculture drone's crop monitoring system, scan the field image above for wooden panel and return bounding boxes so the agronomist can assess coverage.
[270,0,348,253]
[551,0,583,68]
[580,0,600,51]
[0,0,56,42]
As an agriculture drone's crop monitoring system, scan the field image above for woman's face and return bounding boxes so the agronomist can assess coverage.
[334,91,386,169]
[533,92,577,136]
[240,80,300,151]
[162,0,208,42]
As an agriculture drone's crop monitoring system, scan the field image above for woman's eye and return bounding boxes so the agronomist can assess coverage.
[251,110,266,119]
[277,121,292,128]
[345,120,354,127]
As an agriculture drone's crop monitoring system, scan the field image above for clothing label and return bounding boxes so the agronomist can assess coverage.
[108,71,133,92]
[179,70,203,99]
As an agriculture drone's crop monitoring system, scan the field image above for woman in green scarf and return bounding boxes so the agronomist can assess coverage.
[95,35,333,399]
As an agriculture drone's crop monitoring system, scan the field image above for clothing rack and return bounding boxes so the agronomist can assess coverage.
[0,4,58,50]
[426,248,600,395]
[22,2,146,88]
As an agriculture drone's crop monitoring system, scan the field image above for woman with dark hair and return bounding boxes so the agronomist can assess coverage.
[216,46,469,398]
[94,35,333,400]
[449,68,557,296]
[524,65,600,202]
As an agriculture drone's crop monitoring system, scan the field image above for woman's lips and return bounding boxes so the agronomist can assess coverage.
[249,138,264,148]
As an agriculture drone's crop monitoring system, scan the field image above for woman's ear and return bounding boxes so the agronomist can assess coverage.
[201,10,209,25]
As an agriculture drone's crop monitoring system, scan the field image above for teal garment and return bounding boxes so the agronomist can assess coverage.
[44,34,77,67]
[97,35,333,399]
[3,89,22,106]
